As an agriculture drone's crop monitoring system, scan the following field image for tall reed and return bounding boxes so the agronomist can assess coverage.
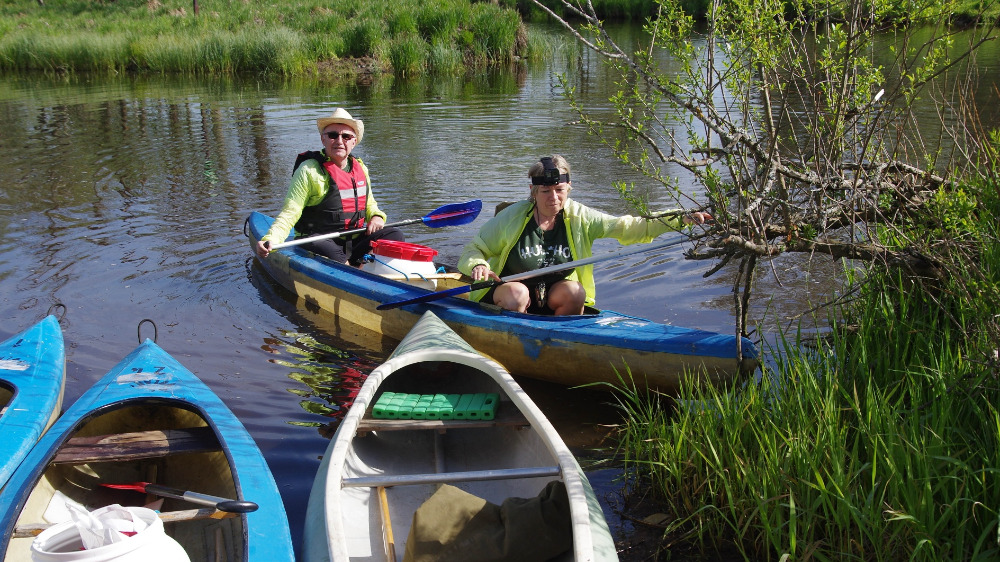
[610,165,1000,559]
[389,34,428,77]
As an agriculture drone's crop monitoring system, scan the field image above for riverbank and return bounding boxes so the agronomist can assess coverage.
[2,0,994,78]
[0,0,532,76]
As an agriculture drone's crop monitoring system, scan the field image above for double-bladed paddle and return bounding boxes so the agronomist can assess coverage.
[101,482,259,513]
[269,199,483,250]
[376,234,690,310]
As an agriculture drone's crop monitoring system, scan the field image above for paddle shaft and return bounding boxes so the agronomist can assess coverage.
[377,486,396,562]
[377,234,690,310]
[141,483,259,513]
[501,235,687,282]
[269,217,420,249]
[268,199,482,250]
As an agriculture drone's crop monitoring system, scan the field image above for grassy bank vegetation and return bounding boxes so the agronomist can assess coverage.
[611,137,1000,559]
[3,0,993,77]
[0,0,535,76]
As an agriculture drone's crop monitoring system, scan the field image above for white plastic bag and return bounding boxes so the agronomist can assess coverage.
[67,503,148,549]
[31,504,190,561]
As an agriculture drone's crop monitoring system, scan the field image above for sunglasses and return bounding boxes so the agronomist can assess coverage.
[324,131,356,141]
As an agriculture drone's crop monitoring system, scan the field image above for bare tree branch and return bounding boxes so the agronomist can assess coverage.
[533,0,999,336]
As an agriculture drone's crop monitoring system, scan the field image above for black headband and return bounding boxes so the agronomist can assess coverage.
[531,157,570,185]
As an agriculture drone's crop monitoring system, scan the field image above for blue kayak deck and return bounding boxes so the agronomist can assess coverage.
[0,315,65,490]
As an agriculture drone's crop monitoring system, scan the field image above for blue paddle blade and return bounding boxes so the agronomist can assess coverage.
[420,199,482,228]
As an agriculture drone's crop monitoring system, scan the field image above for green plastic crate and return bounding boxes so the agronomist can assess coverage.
[371,392,499,420]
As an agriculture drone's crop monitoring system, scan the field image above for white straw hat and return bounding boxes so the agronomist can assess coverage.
[316,108,364,144]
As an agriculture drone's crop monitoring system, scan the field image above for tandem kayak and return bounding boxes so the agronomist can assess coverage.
[246,211,757,394]
[0,339,294,562]
[0,315,66,490]
[304,310,618,562]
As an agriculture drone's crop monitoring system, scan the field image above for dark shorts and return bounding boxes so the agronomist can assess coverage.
[299,226,405,266]
[481,273,569,315]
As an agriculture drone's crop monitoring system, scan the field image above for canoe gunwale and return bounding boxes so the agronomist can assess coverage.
[342,465,564,488]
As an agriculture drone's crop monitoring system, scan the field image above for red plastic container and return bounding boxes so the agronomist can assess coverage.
[367,240,440,289]
[370,240,438,262]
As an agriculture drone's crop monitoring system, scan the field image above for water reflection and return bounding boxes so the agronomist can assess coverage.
[264,330,371,433]
[246,249,625,451]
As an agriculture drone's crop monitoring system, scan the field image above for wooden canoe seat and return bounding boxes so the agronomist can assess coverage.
[343,466,562,488]
[357,406,530,436]
[13,508,239,538]
[52,426,221,464]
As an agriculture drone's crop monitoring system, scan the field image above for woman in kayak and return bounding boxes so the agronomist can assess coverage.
[458,155,710,315]
[255,108,404,266]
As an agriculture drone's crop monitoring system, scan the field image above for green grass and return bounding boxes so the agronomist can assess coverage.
[0,0,536,76]
[608,143,1000,559]
[1,0,990,76]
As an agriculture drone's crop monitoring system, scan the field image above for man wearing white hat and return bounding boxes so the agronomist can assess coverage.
[255,108,404,265]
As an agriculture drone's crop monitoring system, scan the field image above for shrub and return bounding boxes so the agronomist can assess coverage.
[343,18,386,59]
[427,41,462,74]
[388,33,427,76]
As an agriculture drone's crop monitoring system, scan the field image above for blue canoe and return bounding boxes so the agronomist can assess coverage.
[0,339,294,561]
[247,211,758,393]
[0,315,66,491]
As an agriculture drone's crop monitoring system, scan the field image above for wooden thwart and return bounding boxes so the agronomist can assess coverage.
[13,508,239,538]
[343,466,562,489]
[52,426,220,464]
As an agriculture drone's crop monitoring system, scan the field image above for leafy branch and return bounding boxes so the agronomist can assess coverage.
[534,0,999,336]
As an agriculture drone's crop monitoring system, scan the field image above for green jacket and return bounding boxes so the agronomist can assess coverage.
[458,198,685,306]
[261,156,387,245]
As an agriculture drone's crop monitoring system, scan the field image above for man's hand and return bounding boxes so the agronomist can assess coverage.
[367,216,385,234]
[256,240,271,258]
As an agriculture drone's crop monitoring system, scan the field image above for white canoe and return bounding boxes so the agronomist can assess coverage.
[304,310,619,562]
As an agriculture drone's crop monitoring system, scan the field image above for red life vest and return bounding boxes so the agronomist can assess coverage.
[293,151,369,235]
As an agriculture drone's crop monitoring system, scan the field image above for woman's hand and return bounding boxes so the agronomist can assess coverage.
[471,264,500,282]
[683,211,713,225]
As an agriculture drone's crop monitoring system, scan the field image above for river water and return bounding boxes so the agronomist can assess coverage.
[0,23,996,559]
